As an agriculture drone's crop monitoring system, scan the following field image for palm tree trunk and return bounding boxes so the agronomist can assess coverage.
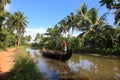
[82,30,91,46]
[17,34,21,46]
[17,27,22,46]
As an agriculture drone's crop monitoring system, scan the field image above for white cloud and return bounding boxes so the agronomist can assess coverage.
[25,27,47,41]
[5,4,10,11]
[24,27,81,42]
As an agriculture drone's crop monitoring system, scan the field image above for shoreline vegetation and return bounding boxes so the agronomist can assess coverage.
[32,43,120,58]
[0,46,43,80]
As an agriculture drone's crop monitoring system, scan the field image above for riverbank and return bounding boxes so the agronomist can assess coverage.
[0,46,43,80]
[0,48,16,79]
[7,46,43,80]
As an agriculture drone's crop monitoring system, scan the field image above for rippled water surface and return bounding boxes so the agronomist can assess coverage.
[26,48,120,80]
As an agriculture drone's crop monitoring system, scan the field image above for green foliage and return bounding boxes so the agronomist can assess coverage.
[31,42,40,49]
[7,47,43,80]
[7,56,43,80]
[0,0,28,49]
[99,0,120,25]
[0,29,16,48]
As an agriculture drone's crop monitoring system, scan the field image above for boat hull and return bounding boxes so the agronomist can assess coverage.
[42,50,72,61]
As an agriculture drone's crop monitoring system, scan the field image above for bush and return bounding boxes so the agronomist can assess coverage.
[7,47,43,80]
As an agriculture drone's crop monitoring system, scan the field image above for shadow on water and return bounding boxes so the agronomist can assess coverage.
[26,48,120,80]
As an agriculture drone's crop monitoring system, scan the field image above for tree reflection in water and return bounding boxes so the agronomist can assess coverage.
[26,48,120,80]
[68,54,120,80]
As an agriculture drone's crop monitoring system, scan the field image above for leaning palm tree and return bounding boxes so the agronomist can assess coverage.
[77,3,108,46]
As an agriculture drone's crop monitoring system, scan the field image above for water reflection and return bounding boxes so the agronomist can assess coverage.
[26,48,75,79]
[37,58,75,80]
[26,48,120,80]
[68,54,120,80]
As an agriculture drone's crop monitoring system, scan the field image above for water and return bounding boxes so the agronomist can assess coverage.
[26,48,120,80]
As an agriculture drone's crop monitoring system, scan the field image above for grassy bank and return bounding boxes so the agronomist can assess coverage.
[7,46,43,80]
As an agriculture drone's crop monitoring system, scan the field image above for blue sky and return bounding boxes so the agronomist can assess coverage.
[5,0,114,39]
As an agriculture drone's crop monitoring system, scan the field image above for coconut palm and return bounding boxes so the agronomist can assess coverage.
[66,13,81,35]
[58,19,69,37]
[7,11,28,46]
[0,0,11,9]
[99,0,120,25]
[34,33,41,42]
[77,4,108,46]
[99,0,115,9]
[0,0,11,31]
[0,10,10,30]
[0,10,10,48]
[15,12,28,46]
[0,0,11,45]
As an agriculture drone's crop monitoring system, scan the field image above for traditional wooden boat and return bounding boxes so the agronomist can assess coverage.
[42,49,72,61]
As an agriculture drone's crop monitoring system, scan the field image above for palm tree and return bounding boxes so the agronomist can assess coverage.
[0,0,11,9]
[99,0,120,25]
[0,10,10,47]
[77,4,108,46]
[99,0,115,9]
[0,0,11,28]
[66,13,81,35]
[15,12,28,46]
[7,11,28,46]
[85,25,114,48]
[58,19,69,37]
[0,0,11,31]
[34,33,41,42]
[44,26,62,48]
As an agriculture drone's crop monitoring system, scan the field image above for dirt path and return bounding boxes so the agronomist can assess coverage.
[0,48,16,79]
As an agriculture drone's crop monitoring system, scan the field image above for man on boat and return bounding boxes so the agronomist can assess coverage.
[62,40,67,54]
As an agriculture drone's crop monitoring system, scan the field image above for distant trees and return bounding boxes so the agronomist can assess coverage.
[34,33,42,42]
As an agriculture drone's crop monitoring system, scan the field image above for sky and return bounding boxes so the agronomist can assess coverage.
[5,0,114,40]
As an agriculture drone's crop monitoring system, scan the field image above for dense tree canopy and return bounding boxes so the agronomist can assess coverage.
[0,0,29,48]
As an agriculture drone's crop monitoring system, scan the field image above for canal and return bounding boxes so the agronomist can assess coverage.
[26,48,120,80]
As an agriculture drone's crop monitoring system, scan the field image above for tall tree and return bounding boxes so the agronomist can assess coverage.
[99,0,120,25]
[66,13,81,35]
[0,0,11,9]
[0,0,11,31]
[77,4,108,46]
[7,11,28,46]
[44,26,62,48]
[58,19,69,37]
